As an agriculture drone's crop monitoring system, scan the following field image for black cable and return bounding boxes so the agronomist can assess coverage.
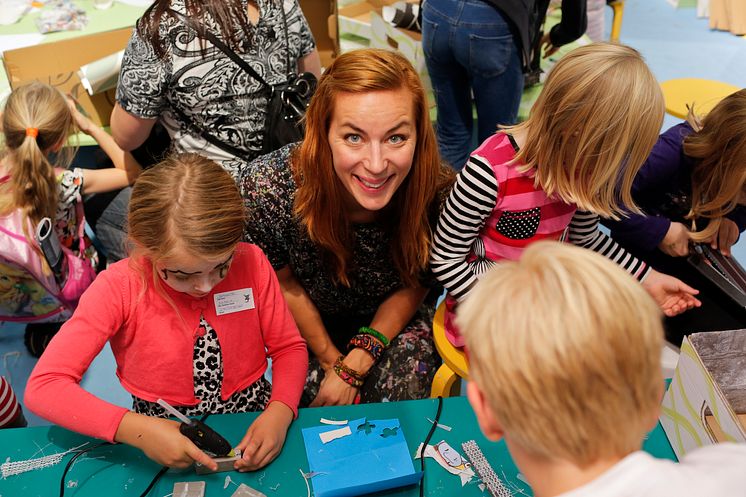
[138,466,169,497]
[59,413,218,496]
[419,396,444,497]
[59,442,111,497]
[137,412,214,496]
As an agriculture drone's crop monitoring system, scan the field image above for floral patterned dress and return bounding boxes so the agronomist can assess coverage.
[55,168,97,265]
[240,144,446,404]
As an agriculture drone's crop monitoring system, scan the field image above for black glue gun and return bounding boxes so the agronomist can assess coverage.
[157,399,234,457]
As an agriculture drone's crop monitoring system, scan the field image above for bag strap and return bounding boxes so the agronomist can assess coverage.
[279,1,290,74]
[168,105,249,158]
[167,8,271,88]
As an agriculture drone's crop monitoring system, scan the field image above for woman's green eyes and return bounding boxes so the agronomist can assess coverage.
[344,134,407,144]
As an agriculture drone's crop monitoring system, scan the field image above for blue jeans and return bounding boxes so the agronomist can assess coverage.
[94,187,131,262]
[422,0,523,170]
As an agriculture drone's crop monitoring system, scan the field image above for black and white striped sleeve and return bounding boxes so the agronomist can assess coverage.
[568,210,651,281]
[430,156,498,301]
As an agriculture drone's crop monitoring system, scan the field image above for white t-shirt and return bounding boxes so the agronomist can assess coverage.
[558,444,746,497]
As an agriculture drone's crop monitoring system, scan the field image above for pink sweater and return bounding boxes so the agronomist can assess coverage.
[25,243,307,442]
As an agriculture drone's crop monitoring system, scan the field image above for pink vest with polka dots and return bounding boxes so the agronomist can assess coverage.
[470,133,577,265]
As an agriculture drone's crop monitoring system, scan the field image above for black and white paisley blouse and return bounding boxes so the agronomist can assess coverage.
[116,0,316,179]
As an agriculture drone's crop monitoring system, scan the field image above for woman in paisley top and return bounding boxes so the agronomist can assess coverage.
[241,49,455,406]
[111,0,321,179]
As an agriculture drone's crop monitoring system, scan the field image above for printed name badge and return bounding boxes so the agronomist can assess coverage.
[214,288,255,315]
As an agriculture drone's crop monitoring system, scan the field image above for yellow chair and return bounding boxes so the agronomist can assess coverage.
[430,300,469,398]
[660,78,741,119]
[608,0,625,43]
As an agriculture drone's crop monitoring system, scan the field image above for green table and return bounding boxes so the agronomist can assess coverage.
[0,396,675,497]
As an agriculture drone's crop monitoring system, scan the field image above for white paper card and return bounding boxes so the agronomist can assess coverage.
[319,426,352,444]
[214,288,254,315]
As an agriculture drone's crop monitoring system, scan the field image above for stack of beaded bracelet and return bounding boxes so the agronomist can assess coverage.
[348,333,385,362]
[333,355,365,387]
[359,326,390,347]
[348,326,390,363]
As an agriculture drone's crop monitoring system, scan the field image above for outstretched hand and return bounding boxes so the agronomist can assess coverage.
[642,269,701,317]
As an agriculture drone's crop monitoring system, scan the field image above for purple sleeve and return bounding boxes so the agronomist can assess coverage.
[605,123,693,251]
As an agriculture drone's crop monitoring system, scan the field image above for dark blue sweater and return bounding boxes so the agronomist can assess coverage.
[605,122,746,252]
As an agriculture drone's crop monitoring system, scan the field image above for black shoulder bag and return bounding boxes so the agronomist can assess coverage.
[168,6,317,157]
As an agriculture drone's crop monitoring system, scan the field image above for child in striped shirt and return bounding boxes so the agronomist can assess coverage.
[431,43,700,347]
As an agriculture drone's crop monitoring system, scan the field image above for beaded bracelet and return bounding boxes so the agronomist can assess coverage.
[333,356,365,387]
[358,326,390,347]
[348,333,385,363]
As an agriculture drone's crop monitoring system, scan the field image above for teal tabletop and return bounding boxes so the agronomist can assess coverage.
[0,396,676,497]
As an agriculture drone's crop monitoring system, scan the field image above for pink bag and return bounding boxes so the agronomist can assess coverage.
[0,176,96,322]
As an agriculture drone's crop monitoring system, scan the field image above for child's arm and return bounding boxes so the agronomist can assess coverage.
[235,247,307,471]
[25,267,218,470]
[568,210,701,316]
[603,123,693,253]
[430,156,498,302]
[115,412,217,470]
[24,269,131,441]
[68,100,142,195]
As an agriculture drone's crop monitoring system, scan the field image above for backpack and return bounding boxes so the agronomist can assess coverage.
[0,176,96,323]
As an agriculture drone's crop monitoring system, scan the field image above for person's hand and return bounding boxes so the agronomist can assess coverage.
[235,401,294,472]
[66,96,94,135]
[658,221,691,257]
[115,412,217,470]
[540,32,559,58]
[709,218,739,257]
[641,269,701,317]
[309,363,360,407]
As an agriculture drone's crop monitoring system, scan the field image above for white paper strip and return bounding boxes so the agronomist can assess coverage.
[320,418,349,425]
[319,426,352,444]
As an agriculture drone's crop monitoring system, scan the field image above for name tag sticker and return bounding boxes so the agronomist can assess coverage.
[214,288,254,315]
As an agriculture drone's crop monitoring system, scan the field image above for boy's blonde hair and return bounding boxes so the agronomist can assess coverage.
[128,153,246,289]
[504,43,664,219]
[0,82,76,233]
[457,241,663,466]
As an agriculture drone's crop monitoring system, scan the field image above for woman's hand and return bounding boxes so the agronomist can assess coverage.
[235,401,294,472]
[659,222,691,257]
[540,32,559,58]
[310,364,360,407]
[641,269,701,317]
[710,218,740,257]
[115,412,217,470]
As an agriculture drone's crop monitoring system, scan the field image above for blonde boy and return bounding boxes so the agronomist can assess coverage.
[457,241,746,497]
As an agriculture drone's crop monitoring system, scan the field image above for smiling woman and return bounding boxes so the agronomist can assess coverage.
[241,49,455,406]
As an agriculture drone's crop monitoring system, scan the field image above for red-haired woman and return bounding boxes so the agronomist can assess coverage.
[241,49,454,406]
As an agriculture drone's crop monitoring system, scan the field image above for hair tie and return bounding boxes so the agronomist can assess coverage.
[26,127,39,138]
